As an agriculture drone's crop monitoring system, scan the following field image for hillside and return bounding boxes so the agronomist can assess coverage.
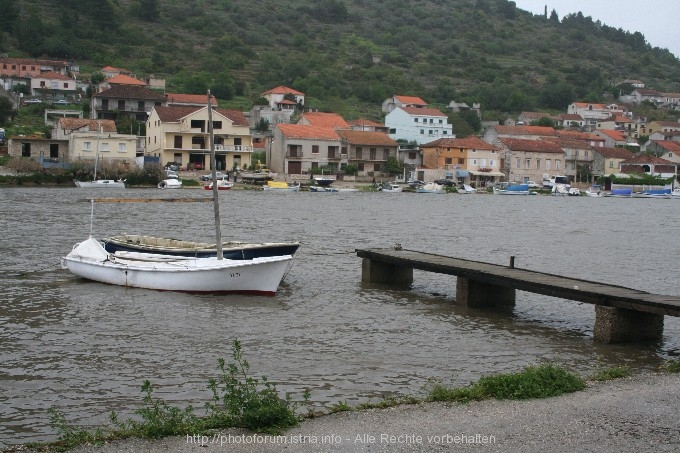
[2,0,680,120]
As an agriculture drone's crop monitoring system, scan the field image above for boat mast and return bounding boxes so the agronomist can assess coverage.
[93,121,101,181]
[207,90,223,260]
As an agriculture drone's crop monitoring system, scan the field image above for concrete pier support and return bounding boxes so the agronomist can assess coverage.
[361,258,413,288]
[455,277,516,308]
[594,306,664,343]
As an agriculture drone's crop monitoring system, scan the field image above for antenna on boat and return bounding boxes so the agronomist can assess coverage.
[89,198,95,237]
[207,90,224,260]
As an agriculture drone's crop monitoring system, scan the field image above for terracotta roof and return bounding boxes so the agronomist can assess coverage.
[57,118,117,133]
[261,85,304,96]
[499,138,564,154]
[34,71,72,81]
[592,147,634,159]
[165,93,217,105]
[348,118,384,127]
[652,140,680,155]
[400,106,447,117]
[277,124,340,140]
[336,129,398,146]
[493,125,559,137]
[94,85,166,101]
[559,113,584,121]
[106,74,146,86]
[557,138,591,149]
[299,112,349,128]
[153,106,248,126]
[596,129,627,141]
[394,95,427,105]
[650,121,680,128]
[621,154,674,165]
[571,102,610,109]
[555,130,601,141]
[421,136,498,151]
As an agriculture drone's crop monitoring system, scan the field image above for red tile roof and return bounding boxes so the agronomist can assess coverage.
[394,95,427,105]
[622,154,674,165]
[261,85,304,96]
[652,140,680,154]
[165,93,217,105]
[299,112,349,128]
[277,124,340,140]
[400,106,447,117]
[592,147,634,159]
[493,125,559,137]
[57,118,117,133]
[106,74,146,86]
[94,85,166,101]
[348,118,384,127]
[336,130,398,146]
[596,129,627,141]
[422,136,498,151]
[34,71,72,81]
[500,138,564,154]
[153,105,248,126]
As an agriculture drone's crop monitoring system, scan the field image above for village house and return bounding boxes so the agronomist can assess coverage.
[348,119,389,134]
[381,95,427,114]
[270,124,343,175]
[261,86,305,110]
[91,85,166,122]
[620,154,677,179]
[594,129,629,148]
[420,136,502,186]
[644,140,680,167]
[96,73,146,93]
[567,102,626,129]
[483,125,559,144]
[591,147,634,177]
[52,119,140,162]
[163,93,217,107]
[554,129,605,148]
[646,120,680,135]
[29,71,77,101]
[385,106,453,145]
[596,114,636,133]
[558,138,595,183]
[0,57,71,78]
[336,129,399,178]
[629,89,680,109]
[146,105,252,171]
[497,138,565,183]
[6,134,69,164]
[248,86,305,133]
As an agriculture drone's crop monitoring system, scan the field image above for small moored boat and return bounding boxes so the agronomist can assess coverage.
[493,183,530,195]
[378,182,403,193]
[416,182,445,194]
[263,181,300,192]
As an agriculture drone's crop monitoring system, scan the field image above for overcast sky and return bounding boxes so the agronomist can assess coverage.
[511,0,680,58]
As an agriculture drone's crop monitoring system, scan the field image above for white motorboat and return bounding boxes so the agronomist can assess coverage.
[459,184,477,194]
[158,173,182,189]
[203,176,233,190]
[585,187,604,197]
[378,182,402,193]
[75,179,126,188]
[416,182,445,194]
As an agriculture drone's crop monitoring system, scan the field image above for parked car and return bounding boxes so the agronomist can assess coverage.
[23,99,42,104]
[526,181,540,189]
[434,178,455,186]
[200,171,227,181]
[54,99,70,105]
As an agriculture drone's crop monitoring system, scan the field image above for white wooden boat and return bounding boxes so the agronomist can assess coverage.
[203,177,233,190]
[61,237,292,295]
[416,182,445,194]
[158,174,182,189]
[585,187,604,197]
[459,184,477,194]
[263,181,300,192]
[75,179,126,188]
[551,184,569,196]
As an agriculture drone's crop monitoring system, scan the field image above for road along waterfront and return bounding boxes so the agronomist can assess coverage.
[1,187,679,448]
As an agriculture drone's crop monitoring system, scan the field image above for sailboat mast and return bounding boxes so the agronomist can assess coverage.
[208,90,224,260]
[93,121,101,181]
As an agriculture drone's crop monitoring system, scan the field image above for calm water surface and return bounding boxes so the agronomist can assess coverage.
[1,187,679,447]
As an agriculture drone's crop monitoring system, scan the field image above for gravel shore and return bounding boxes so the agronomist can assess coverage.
[54,372,680,453]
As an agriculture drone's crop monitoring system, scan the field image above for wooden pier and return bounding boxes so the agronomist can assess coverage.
[356,247,680,343]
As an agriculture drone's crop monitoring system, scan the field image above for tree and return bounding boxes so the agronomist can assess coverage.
[549,9,559,22]
[385,156,402,175]
[0,97,15,124]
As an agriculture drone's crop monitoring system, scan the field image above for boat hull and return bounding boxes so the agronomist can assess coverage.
[493,184,530,195]
[74,180,125,188]
[103,235,300,259]
[62,238,292,295]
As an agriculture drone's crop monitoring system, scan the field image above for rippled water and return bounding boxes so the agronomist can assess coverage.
[1,187,679,447]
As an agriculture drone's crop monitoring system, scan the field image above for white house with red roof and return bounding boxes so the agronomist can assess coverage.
[385,106,453,145]
[29,71,76,99]
[644,140,680,166]
[260,86,305,110]
[146,105,252,171]
[567,102,626,128]
[298,112,350,129]
[164,93,217,107]
[381,95,427,113]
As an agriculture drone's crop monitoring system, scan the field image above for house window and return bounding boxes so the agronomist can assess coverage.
[356,147,362,159]
[328,146,338,159]
[429,118,433,123]
[555,160,561,170]
[414,118,419,123]
[50,144,59,158]
[429,130,433,135]
[536,159,540,169]
[609,160,614,168]
[546,159,551,170]
[409,152,416,159]
[516,158,520,168]
[525,159,530,169]
[100,142,110,152]
[420,129,424,134]
[458,158,464,165]
[489,160,495,166]
[117,100,125,110]
[212,121,222,130]
[190,120,205,131]
[312,145,319,154]
[174,136,182,148]
[21,142,31,157]
[472,159,478,165]
[118,143,127,153]
[341,146,348,155]
[481,159,487,166]
[383,149,390,160]
[389,128,396,134]
[445,157,452,165]
[358,163,364,171]
[137,101,145,111]
[83,141,92,151]
[374,163,381,172]
[439,119,443,124]
[370,148,376,160]
[63,82,69,89]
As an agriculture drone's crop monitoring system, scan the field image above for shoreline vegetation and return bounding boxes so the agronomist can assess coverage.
[5,340,680,453]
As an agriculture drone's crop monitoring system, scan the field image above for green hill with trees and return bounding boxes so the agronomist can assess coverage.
[1,0,680,122]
